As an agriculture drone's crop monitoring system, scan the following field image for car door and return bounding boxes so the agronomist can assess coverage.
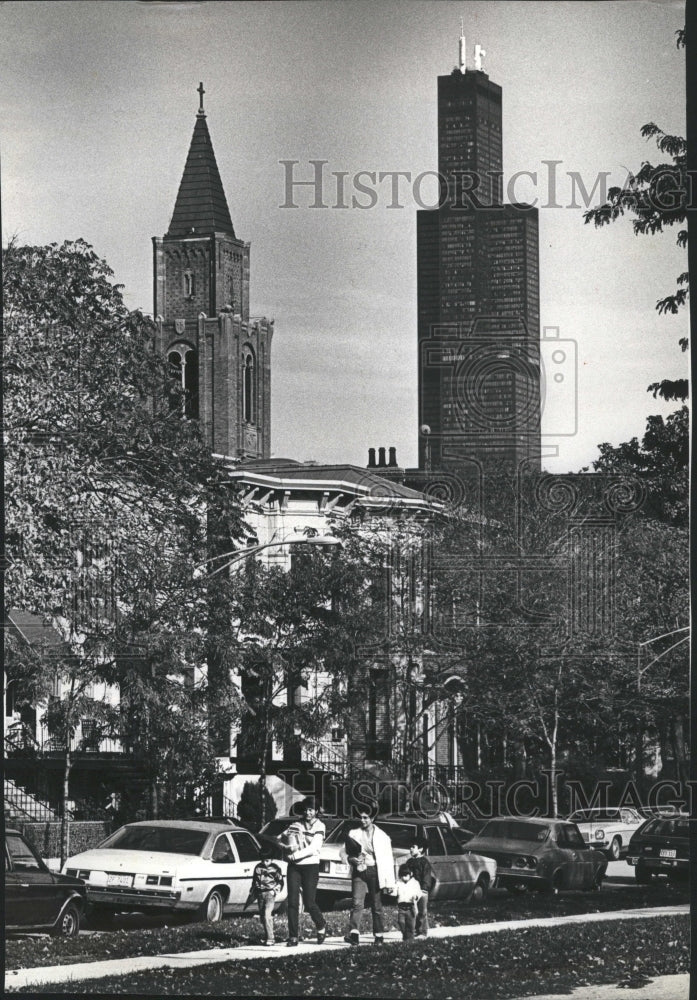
[425,825,473,900]
[226,830,261,911]
[556,824,594,888]
[5,831,61,926]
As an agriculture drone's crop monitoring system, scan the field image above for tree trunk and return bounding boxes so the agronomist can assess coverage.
[60,747,71,869]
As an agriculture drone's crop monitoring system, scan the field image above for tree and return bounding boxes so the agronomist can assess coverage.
[589,407,688,526]
[583,28,687,402]
[224,521,391,824]
[3,240,247,858]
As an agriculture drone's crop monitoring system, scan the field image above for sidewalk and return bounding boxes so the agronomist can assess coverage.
[6,904,689,991]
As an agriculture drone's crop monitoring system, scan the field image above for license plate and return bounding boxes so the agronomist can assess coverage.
[107,873,133,887]
[332,862,349,875]
[660,849,677,859]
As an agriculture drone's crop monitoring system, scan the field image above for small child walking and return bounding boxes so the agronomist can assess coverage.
[250,846,284,945]
[406,837,436,939]
[394,864,422,941]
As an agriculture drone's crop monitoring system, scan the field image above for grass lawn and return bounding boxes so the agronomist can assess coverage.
[8,915,690,997]
[5,880,687,972]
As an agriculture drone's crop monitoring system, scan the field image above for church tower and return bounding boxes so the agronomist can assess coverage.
[153,84,273,459]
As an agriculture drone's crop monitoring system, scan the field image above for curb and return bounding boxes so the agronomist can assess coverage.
[5,904,689,991]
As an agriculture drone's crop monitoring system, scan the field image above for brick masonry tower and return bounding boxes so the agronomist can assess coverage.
[153,84,273,459]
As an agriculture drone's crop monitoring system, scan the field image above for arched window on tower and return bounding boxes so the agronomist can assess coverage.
[183,270,195,299]
[242,348,256,424]
[168,344,199,420]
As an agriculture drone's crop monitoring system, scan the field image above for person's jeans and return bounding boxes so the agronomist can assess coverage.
[349,868,384,936]
[415,891,429,936]
[287,863,325,940]
[257,890,276,942]
[397,904,416,940]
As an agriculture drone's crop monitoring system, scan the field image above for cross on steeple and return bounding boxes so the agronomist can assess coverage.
[197,82,205,115]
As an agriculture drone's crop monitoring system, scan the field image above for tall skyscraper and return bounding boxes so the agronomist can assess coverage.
[153,84,273,459]
[417,36,541,475]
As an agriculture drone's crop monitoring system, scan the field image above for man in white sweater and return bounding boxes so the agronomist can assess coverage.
[342,810,396,945]
[282,797,327,946]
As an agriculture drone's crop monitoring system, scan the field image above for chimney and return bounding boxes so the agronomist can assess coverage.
[378,447,387,467]
[388,447,398,467]
[367,447,376,468]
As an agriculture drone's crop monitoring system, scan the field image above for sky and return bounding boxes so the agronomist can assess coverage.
[1,0,687,474]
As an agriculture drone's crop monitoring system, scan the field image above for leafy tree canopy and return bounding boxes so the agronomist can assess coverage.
[588,407,688,526]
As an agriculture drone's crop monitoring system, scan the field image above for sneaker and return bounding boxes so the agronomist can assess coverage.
[317,929,327,944]
[263,940,275,946]
[344,933,360,945]
[286,938,299,947]
[373,936,384,945]
[415,934,428,940]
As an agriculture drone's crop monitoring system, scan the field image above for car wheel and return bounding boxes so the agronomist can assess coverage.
[591,871,604,892]
[468,875,490,904]
[51,901,81,937]
[607,837,621,861]
[199,888,224,923]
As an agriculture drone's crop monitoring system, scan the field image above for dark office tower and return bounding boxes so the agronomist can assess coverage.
[417,44,541,474]
[438,65,502,208]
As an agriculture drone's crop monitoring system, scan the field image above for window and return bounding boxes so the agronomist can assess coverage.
[6,833,45,872]
[168,345,199,420]
[242,349,256,423]
[426,826,446,856]
[439,827,464,856]
[231,831,261,863]
[183,271,195,298]
[558,826,586,849]
[212,835,235,862]
[5,680,17,717]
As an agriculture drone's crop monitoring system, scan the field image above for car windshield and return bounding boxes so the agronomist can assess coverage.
[569,810,620,822]
[325,821,419,850]
[99,825,209,855]
[641,818,689,838]
[478,820,550,843]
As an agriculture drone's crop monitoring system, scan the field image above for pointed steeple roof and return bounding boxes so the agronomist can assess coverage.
[166,88,236,239]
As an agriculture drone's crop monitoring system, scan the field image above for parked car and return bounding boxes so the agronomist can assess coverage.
[63,819,287,924]
[6,828,86,936]
[463,817,607,895]
[626,815,689,883]
[317,817,496,905]
[566,807,645,859]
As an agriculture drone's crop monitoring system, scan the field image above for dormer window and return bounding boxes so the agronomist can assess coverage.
[183,271,195,299]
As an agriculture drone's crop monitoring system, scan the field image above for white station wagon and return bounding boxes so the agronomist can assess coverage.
[566,808,645,860]
[63,820,287,923]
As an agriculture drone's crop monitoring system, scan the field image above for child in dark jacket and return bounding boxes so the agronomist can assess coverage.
[250,846,284,945]
[405,838,435,939]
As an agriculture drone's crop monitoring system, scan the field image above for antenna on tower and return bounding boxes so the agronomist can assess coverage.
[474,44,487,72]
[458,16,466,73]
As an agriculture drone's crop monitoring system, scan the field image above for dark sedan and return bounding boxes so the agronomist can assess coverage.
[463,817,608,895]
[5,829,86,936]
[626,815,689,883]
